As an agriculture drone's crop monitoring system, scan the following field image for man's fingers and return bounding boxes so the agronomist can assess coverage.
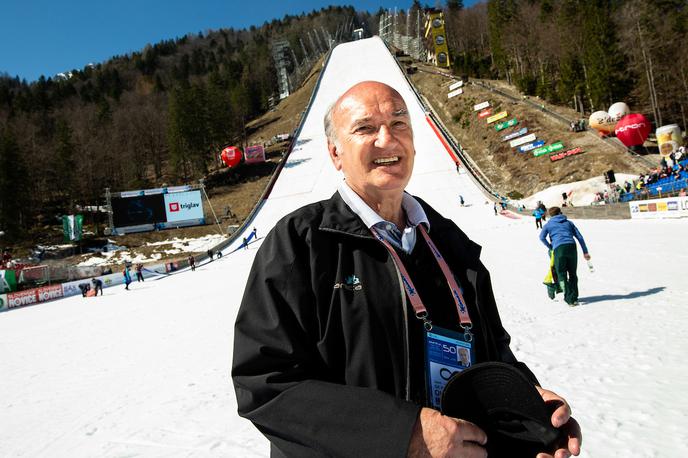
[562,417,582,455]
[451,418,488,445]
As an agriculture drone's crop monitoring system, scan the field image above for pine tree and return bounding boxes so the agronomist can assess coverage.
[0,128,28,240]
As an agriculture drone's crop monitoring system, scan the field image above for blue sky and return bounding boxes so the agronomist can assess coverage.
[0,0,462,82]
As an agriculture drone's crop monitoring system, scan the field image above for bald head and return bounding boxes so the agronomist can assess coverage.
[324,81,410,147]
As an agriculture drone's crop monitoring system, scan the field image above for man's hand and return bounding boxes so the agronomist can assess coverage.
[535,387,582,458]
[407,407,487,458]
[583,253,591,261]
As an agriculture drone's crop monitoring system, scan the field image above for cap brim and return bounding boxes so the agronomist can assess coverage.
[441,362,561,456]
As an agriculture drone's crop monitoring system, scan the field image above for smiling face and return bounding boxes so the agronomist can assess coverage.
[327,82,415,204]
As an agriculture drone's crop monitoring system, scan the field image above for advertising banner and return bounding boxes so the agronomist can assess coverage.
[656,124,682,157]
[519,140,545,153]
[509,134,537,148]
[62,279,88,298]
[495,119,518,132]
[550,147,584,162]
[62,214,83,242]
[164,190,204,223]
[533,142,564,157]
[478,109,492,119]
[449,81,463,90]
[0,294,6,312]
[112,194,166,227]
[7,289,38,309]
[447,88,463,99]
[37,285,63,303]
[474,101,490,111]
[244,145,266,164]
[0,269,17,293]
[629,196,688,219]
[503,128,528,142]
[486,111,508,124]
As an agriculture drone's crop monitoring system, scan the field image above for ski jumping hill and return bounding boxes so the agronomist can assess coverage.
[0,37,686,457]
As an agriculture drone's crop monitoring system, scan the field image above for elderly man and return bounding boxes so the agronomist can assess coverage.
[232,81,581,458]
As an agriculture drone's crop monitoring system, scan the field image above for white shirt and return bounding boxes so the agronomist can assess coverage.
[338,181,430,254]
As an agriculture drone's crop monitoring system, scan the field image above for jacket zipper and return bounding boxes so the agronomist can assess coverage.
[320,227,412,400]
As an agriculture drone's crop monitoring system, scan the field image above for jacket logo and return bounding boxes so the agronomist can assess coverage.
[334,274,362,291]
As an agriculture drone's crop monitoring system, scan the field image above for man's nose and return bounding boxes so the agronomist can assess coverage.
[374,125,398,148]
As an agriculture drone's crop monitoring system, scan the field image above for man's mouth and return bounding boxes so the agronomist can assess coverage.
[373,156,399,165]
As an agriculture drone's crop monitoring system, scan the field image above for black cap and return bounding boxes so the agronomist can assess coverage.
[441,362,562,457]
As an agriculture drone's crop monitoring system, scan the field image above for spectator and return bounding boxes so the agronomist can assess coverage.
[216,251,223,259]
[207,249,214,261]
[539,207,591,306]
[459,195,465,206]
[493,202,498,215]
[188,255,196,271]
[532,208,544,229]
[1,249,11,268]
[123,266,132,290]
[252,227,258,239]
[680,188,687,197]
[135,263,144,282]
[243,237,248,250]
[537,201,547,221]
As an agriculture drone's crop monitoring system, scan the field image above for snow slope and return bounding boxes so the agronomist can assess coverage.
[1,37,687,457]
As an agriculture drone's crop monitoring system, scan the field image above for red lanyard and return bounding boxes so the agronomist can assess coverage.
[370,225,473,341]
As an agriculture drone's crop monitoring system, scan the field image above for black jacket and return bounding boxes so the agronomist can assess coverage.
[232,192,536,457]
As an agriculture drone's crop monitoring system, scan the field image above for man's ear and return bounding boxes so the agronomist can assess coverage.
[328,141,342,171]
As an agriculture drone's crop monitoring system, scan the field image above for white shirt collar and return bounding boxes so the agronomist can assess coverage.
[337,181,430,230]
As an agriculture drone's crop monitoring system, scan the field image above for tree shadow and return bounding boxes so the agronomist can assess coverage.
[294,138,312,147]
[579,286,666,304]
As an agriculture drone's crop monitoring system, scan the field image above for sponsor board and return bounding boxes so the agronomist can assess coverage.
[550,147,584,162]
[164,190,204,223]
[7,289,38,309]
[495,118,518,132]
[448,88,463,98]
[509,134,537,148]
[449,81,463,90]
[503,128,528,142]
[478,108,492,119]
[519,140,545,153]
[244,145,266,164]
[473,101,490,111]
[486,111,508,124]
[629,196,688,219]
[37,285,63,303]
[62,279,89,298]
[533,142,564,157]
[0,294,6,312]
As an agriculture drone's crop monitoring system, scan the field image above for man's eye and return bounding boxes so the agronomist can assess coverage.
[393,121,408,129]
[355,125,374,133]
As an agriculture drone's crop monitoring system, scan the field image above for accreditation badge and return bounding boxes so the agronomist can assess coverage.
[425,325,475,409]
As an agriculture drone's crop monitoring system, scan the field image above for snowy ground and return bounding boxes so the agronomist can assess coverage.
[1,37,687,457]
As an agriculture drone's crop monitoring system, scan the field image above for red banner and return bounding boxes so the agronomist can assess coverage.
[37,285,63,303]
[7,289,38,309]
[550,147,584,162]
[478,108,492,119]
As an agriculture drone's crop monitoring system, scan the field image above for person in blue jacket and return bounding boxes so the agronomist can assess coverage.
[532,207,544,229]
[539,207,591,306]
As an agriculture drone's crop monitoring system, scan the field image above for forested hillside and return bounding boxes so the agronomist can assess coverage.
[446,0,688,128]
[0,6,375,241]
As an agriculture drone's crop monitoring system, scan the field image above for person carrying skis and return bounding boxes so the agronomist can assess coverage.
[539,207,591,306]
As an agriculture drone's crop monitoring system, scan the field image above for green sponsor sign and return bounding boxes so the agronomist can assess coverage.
[62,214,84,242]
[495,118,518,131]
[0,293,6,311]
[533,141,564,157]
[0,270,17,293]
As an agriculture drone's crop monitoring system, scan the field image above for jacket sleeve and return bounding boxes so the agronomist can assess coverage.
[232,221,420,458]
[539,226,552,250]
[570,222,589,254]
